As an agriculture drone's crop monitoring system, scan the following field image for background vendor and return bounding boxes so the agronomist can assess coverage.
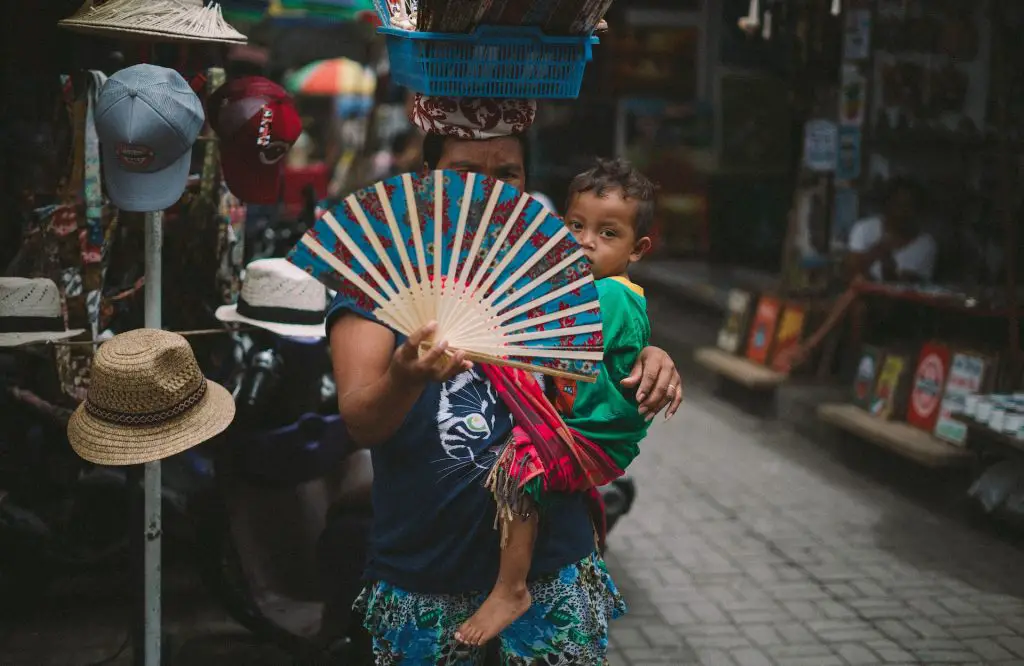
[778,177,937,372]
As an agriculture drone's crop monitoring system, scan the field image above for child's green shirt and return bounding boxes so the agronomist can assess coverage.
[553,276,652,471]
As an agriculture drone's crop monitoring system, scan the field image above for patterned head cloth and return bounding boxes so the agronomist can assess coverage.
[410,93,537,140]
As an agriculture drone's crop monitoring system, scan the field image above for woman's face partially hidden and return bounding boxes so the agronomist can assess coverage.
[435,137,526,192]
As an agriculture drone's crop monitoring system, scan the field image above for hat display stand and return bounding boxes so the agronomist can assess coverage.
[88,57,233,666]
[137,211,165,666]
[84,60,212,665]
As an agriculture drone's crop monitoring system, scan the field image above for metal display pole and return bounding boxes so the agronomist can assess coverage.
[141,211,163,666]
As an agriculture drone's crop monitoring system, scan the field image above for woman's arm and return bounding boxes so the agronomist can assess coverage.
[331,315,471,447]
[848,241,896,281]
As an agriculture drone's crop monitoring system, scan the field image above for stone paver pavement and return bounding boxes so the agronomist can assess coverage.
[603,388,1024,666]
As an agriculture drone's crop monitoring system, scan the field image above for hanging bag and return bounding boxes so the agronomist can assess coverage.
[5,71,120,400]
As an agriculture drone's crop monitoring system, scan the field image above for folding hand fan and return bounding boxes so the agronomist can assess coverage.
[287,170,603,382]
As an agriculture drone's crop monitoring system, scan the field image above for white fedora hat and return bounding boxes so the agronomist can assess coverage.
[0,278,86,347]
[216,258,329,339]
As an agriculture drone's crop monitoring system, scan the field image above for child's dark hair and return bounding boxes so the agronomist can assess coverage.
[566,158,657,237]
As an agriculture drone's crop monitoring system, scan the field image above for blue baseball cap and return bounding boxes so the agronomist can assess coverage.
[95,64,205,212]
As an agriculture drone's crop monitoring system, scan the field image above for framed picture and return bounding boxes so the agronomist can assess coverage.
[718,289,754,354]
[907,342,951,432]
[770,304,807,372]
[746,296,782,366]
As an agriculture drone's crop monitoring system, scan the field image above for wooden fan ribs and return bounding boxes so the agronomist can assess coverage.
[474,206,551,303]
[287,170,605,382]
[438,173,476,339]
[450,203,552,346]
[455,240,590,343]
[433,172,444,329]
[463,192,531,303]
[373,180,426,329]
[445,180,507,345]
[442,184,535,350]
[299,234,403,331]
[343,196,419,334]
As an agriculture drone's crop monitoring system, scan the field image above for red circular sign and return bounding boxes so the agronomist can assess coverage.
[912,353,945,417]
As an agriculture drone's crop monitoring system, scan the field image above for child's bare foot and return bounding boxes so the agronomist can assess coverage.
[455,584,531,646]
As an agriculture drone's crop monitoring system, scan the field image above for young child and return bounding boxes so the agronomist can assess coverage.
[456,158,657,645]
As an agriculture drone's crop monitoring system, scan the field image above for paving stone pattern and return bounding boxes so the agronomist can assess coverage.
[603,390,1024,666]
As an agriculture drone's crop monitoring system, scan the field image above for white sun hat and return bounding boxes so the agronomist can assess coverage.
[0,278,86,347]
[59,0,247,45]
[216,258,330,339]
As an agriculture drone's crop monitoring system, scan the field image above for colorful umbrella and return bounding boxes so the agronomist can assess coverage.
[223,0,379,23]
[285,57,376,97]
[269,0,378,23]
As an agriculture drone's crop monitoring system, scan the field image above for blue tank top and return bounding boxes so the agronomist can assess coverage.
[329,306,595,594]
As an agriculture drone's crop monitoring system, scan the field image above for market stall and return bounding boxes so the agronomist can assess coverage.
[799,0,1023,468]
[0,2,259,662]
[693,0,1022,452]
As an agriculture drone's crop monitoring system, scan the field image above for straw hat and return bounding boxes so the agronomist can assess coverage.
[0,278,85,347]
[68,329,235,466]
[59,0,248,44]
[216,258,329,339]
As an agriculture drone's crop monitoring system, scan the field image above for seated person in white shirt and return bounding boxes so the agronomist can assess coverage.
[777,178,936,371]
[847,178,937,283]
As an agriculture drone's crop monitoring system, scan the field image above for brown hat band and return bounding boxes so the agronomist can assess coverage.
[84,380,208,427]
[0,315,66,333]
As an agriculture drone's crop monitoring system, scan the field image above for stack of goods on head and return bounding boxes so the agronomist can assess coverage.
[373,0,607,98]
[404,0,611,34]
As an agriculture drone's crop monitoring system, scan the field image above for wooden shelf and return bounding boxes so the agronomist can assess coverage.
[954,415,1024,458]
[694,347,787,390]
[817,403,972,468]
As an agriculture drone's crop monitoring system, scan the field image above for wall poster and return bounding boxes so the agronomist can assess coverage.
[803,119,838,172]
[836,127,862,180]
[843,9,872,61]
[839,65,867,127]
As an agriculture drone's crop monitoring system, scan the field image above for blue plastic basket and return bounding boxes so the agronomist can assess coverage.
[380,25,599,99]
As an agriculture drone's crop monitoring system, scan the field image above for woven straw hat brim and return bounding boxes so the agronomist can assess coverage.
[0,328,87,347]
[59,0,248,45]
[59,21,248,44]
[215,304,326,340]
[68,379,235,466]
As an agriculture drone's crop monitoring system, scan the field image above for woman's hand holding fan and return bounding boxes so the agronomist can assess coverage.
[390,320,473,384]
[288,170,604,383]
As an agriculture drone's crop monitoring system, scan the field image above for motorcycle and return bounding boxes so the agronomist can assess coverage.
[600,476,637,544]
[194,331,373,664]
[0,348,209,618]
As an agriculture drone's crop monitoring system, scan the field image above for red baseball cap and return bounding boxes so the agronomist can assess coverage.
[207,77,302,205]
